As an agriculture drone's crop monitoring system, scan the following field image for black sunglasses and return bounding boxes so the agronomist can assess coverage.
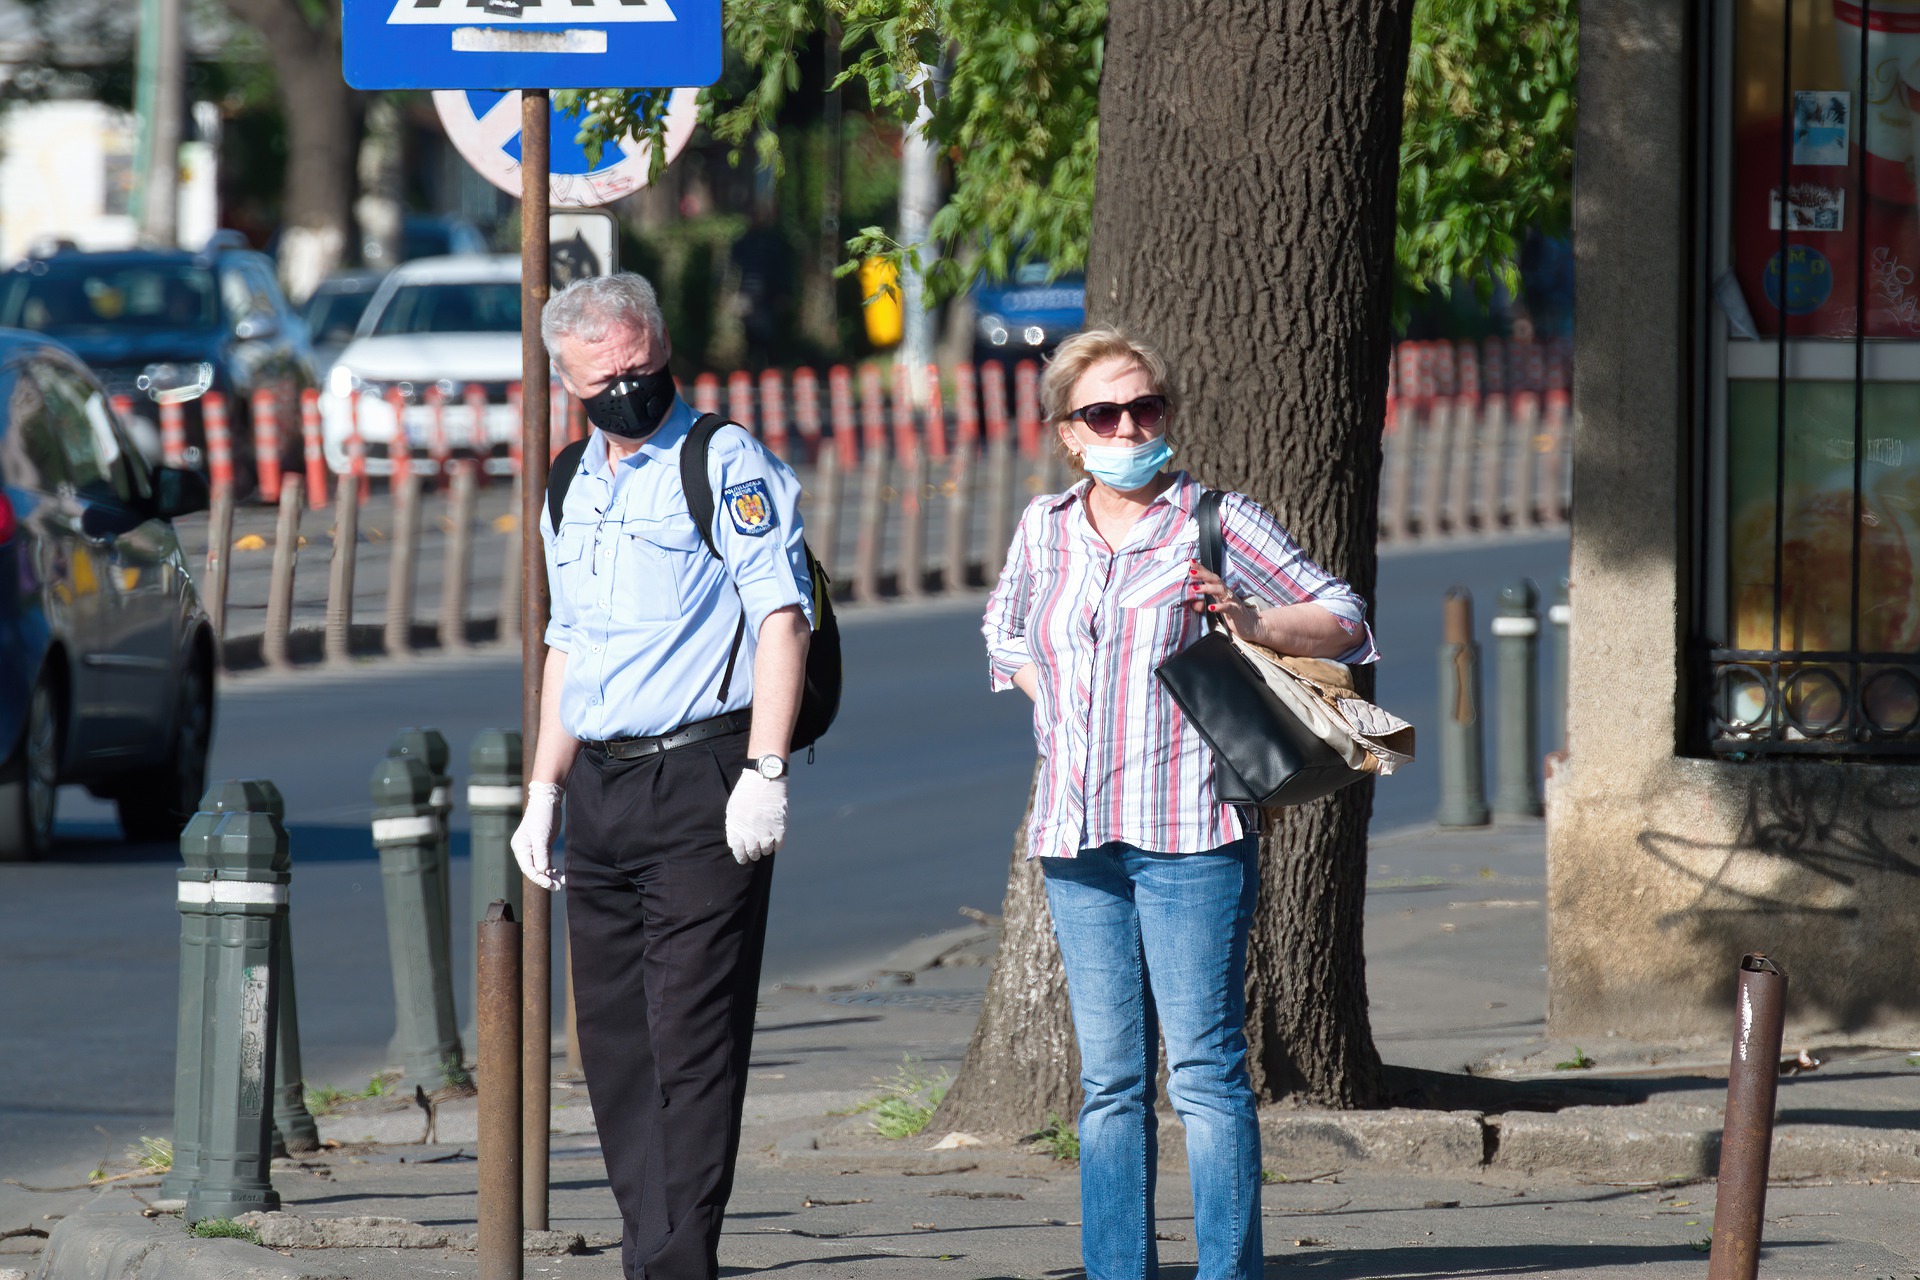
[1067,395,1169,435]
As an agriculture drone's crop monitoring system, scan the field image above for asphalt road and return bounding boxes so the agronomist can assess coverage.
[0,530,1567,1205]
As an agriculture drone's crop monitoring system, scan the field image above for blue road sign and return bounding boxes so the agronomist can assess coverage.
[343,0,719,91]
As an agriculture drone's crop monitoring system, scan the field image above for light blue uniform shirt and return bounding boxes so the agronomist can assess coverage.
[541,397,813,742]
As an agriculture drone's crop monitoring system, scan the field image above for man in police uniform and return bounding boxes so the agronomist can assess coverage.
[510,273,811,1280]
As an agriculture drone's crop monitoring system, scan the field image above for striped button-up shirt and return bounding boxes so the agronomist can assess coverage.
[982,471,1377,862]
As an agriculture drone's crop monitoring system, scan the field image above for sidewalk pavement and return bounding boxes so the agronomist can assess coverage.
[18,820,1920,1280]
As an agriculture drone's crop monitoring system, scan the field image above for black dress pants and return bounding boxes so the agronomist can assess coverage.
[564,729,772,1280]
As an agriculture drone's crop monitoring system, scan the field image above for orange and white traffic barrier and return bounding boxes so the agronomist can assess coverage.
[890,366,917,461]
[759,369,787,459]
[727,371,754,434]
[859,364,885,459]
[1013,360,1040,459]
[300,388,327,509]
[980,360,1009,445]
[427,384,451,488]
[347,391,370,502]
[829,365,857,469]
[251,388,282,504]
[923,364,947,461]
[160,400,188,467]
[203,392,234,497]
[109,393,135,429]
[386,386,412,482]
[954,363,979,451]
[792,367,821,463]
[693,372,720,417]
[464,384,491,483]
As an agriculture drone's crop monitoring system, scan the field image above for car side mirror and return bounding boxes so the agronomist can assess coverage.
[153,466,210,520]
[236,309,280,342]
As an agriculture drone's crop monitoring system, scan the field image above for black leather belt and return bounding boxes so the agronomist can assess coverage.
[581,710,753,761]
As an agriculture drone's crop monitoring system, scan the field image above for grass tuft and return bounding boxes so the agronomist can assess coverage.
[1554,1047,1595,1071]
[305,1074,397,1116]
[189,1218,262,1245]
[1027,1113,1080,1162]
[859,1058,951,1140]
[129,1136,173,1175]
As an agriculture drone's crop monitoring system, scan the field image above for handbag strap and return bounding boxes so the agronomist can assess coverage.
[1195,488,1226,578]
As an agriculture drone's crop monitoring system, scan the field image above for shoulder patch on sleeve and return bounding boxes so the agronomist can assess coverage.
[723,478,778,537]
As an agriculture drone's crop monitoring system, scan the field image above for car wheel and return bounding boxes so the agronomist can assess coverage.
[0,676,62,861]
[117,660,213,844]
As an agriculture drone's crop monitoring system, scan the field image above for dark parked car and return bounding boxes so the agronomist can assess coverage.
[0,242,319,493]
[0,330,216,859]
[971,261,1086,367]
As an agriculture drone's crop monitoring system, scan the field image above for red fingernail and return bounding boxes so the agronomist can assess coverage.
[1207,604,1218,612]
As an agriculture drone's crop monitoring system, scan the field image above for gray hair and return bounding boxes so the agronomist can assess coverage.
[540,272,667,352]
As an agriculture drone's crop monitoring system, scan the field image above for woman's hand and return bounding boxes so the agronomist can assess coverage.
[1185,560,1260,639]
[1186,560,1359,658]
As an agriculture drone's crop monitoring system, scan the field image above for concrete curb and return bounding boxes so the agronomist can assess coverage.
[1261,1109,1490,1173]
[32,1190,343,1280]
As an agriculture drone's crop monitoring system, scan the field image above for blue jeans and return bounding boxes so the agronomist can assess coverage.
[1042,838,1263,1280]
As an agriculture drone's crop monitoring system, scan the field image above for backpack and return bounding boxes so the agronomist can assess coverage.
[547,414,842,752]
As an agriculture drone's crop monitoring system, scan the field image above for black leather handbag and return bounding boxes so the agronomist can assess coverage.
[1153,490,1366,807]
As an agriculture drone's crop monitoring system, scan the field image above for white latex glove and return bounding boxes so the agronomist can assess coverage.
[511,782,565,890]
[725,771,787,864]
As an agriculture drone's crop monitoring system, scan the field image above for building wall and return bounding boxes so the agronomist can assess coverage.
[0,100,136,263]
[1550,0,1920,1041]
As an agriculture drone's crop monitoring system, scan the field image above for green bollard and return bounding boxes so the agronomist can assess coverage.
[388,729,454,1048]
[465,730,523,1045]
[1549,576,1570,755]
[247,781,322,1157]
[157,785,226,1207]
[1437,587,1491,827]
[183,785,290,1224]
[1492,579,1544,818]
[373,754,471,1087]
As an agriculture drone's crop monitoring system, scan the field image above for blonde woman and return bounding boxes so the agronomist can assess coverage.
[981,328,1376,1280]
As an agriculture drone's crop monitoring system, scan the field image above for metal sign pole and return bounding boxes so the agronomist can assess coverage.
[517,87,553,1234]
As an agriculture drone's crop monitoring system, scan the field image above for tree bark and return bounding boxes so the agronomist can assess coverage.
[940,0,1415,1129]
[930,778,1082,1133]
[219,0,357,298]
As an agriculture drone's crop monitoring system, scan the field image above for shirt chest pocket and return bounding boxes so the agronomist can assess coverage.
[611,517,707,624]
[1114,540,1200,610]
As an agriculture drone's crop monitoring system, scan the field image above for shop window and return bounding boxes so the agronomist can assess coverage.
[1699,0,1920,755]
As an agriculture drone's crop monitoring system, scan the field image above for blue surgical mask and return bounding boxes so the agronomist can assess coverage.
[1080,437,1173,491]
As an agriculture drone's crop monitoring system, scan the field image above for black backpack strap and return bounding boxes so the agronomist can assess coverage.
[546,438,590,536]
[679,413,749,703]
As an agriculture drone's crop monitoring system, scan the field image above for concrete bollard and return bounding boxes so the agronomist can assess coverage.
[261,475,303,671]
[853,431,887,603]
[1437,588,1490,827]
[899,436,929,600]
[478,901,523,1280]
[371,754,470,1086]
[1707,953,1788,1280]
[1473,393,1507,531]
[1549,577,1570,755]
[465,730,523,1043]
[440,462,477,651]
[385,472,423,658]
[1415,398,1450,538]
[1491,579,1543,818]
[181,782,290,1224]
[204,484,235,639]
[1380,394,1416,542]
[1442,405,1475,537]
[1511,391,1541,529]
[944,427,976,594]
[159,788,227,1206]
[388,729,455,1050]
[325,471,359,666]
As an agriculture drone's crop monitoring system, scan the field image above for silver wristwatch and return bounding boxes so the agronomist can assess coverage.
[754,754,788,780]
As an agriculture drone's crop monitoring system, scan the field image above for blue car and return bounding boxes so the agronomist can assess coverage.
[0,331,216,859]
[971,261,1086,367]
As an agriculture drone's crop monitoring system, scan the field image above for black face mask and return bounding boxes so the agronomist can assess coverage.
[582,364,675,440]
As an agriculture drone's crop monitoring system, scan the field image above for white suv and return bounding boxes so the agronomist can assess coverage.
[320,255,535,477]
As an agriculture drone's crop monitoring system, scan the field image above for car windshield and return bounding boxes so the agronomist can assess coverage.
[0,263,221,332]
[371,282,520,336]
[305,288,376,345]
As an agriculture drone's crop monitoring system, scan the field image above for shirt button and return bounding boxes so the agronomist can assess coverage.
[592,644,601,652]
[599,598,610,608]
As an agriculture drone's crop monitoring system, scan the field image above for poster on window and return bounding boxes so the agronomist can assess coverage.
[1726,380,1920,660]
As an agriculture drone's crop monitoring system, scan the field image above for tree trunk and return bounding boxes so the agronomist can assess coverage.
[930,777,1082,1132]
[940,0,1415,1129]
[220,0,357,299]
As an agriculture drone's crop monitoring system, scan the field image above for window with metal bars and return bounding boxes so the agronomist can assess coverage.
[1696,0,1920,757]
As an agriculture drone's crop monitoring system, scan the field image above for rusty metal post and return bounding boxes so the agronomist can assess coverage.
[262,475,303,669]
[478,900,523,1280]
[1437,587,1490,827]
[325,472,359,666]
[204,486,234,638]
[517,88,554,1236]
[1708,954,1789,1280]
